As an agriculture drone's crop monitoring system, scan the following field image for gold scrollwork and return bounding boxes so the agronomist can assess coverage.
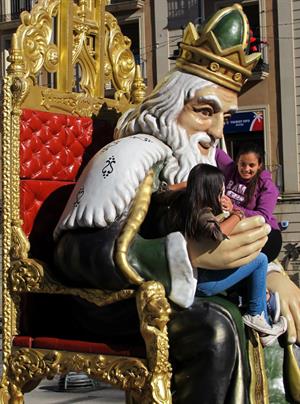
[283,343,300,403]
[10,259,44,293]
[247,329,269,404]
[9,220,44,292]
[13,0,60,78]
[44,44,59,73]
[131,65,147,104]
[41,88,102,116]
[105,12,137,101]
[10,220,30,261]
[7,348,148,401]
[136,281,172,404]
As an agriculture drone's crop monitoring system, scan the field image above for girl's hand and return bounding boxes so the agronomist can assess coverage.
[221,195,233,212]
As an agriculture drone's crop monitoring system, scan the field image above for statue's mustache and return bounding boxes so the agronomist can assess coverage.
[189,132,214,147]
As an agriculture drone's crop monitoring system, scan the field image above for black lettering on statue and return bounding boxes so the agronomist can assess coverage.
[74,187,84,207]
[102,155,116,178]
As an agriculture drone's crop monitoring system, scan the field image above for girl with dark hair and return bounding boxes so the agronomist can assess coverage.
[216,142,282,263]
[186,164,287,346]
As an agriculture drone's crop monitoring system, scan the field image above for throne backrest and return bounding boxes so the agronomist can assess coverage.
[20,108,93,237]
[2,0,146,370]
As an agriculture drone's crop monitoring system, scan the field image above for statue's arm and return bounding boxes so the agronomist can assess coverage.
[128,232,197,309]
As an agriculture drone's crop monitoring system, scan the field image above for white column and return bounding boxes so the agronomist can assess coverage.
[277,0,299,193]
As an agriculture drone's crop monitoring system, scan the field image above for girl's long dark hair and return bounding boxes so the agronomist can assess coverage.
[185,164,224,240]
[236,142,264,205]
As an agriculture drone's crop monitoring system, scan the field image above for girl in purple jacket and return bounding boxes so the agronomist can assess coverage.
[185,163,287,346]
[216,142,282,263]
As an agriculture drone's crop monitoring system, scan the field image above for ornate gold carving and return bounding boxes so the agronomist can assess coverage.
[283,343,300,402]
[7,348,148,401]
[44,44,59,73]
[41,88,103,116]
[10,259,44,293]
[2,72,28,374]
[8,219,135,305]
[7,0,144,106]
[9,220,44,292]
[0,384,10,404]
[115,170,154,285]
[136,281,172,404]
[233,72,242,82]
[131,65,147,104]
[209,62,220,72]
[2,0,147,398]
[247,330,269,404]
[105,11,141,102]
[9,228,135,307]
[176,4,261,92]
[10,220,30,261]
[11,1,60,79]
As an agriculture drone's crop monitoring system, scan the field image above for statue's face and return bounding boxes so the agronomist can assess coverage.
[177,85,238,155]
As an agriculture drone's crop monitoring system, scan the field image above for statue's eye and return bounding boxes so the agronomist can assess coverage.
[193,106,213,116]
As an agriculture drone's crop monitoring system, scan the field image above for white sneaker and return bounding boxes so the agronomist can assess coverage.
[243,312,287,336]
[260,334,278,347]
[260,317,288,347]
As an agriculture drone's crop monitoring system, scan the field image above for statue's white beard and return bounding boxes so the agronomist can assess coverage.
[162,124,218,184]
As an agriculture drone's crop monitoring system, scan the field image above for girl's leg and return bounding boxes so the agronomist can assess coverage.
[245,253,268,318]
[198,251,265,288]
[197,254,287,342]
[198,253,268,318]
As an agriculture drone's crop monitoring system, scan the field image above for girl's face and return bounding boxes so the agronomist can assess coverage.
[237,152,262,180]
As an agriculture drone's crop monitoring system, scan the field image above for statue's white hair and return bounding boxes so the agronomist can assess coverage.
[115,69,213,143]
[115,69,218,183]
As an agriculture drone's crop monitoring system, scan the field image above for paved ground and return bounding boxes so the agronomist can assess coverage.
[25,377,125,403]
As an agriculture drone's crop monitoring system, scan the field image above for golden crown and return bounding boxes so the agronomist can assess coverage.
[176,3,261,92]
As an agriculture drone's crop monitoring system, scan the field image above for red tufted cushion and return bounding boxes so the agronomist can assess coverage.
[20,109,93,181]
[13,336,145,358]
[20,179,73,236]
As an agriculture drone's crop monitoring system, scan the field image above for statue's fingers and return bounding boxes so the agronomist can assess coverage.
[280,300,297,344]
[220,250,261,270]
[230,216,267,235]
[229,226,270,248]
[222,234,268,264]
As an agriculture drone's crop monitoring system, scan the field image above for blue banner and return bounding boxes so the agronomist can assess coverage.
[224,111,264,134]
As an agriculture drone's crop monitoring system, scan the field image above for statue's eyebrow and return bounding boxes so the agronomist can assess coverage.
[195,96,222,112]
[196,95,238,116]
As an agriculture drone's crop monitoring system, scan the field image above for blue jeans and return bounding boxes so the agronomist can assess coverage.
[197,253,268,318]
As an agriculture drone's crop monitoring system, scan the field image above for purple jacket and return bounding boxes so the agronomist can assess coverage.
[216,148,280,230]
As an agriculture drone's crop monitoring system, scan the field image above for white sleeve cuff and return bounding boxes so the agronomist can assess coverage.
[166,232,198,308]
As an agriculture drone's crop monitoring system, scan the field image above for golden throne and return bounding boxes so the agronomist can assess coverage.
[1,1,300,404]
[0,1,172,402]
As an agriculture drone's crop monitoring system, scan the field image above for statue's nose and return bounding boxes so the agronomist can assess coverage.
[209,113,224,139]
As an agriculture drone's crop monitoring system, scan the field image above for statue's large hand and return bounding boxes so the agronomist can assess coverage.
[189,216,270,269]
[267,271,300,345]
